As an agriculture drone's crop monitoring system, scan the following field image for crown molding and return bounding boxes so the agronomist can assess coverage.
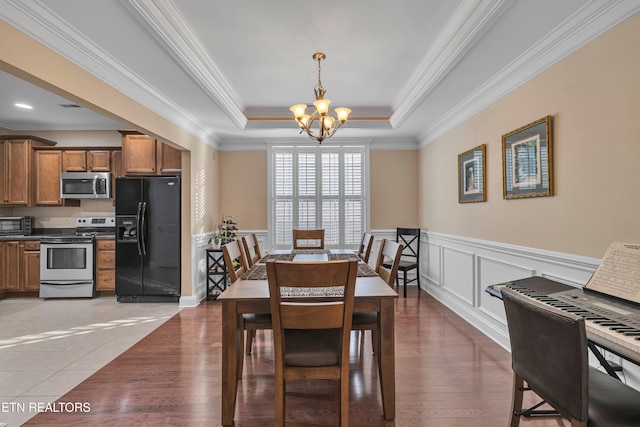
[418,0,640,147]
[217,136,418,152]
[121,0,247,129]
[390,0,512,129]
[0,0,220,149]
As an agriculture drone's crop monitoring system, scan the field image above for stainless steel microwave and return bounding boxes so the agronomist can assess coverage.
[0,216,33,235]
[60,172,112,199]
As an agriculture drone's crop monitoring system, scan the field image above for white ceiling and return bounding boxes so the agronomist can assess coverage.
[0,0,637,149]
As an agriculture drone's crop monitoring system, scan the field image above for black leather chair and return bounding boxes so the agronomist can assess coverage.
[501,286,640,427]
[393,227,420,297]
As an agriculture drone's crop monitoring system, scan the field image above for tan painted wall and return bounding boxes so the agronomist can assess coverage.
[419,13,640,258]
[219,151,268,230]
[217,149,419,232]
[370,150,419,229]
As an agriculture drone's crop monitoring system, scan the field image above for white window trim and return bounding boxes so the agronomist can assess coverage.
[267,143,370,251]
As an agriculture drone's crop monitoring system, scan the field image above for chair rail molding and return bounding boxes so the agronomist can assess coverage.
[421,231,600,349]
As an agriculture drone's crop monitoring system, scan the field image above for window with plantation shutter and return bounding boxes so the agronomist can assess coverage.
[270,145,368,249]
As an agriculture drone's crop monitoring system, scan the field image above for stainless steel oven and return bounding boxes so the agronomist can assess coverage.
[39,216,115,299]
[40,236,95,298]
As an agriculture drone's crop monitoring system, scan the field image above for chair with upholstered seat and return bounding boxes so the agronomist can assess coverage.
[292,229,325,249]
[241,233,262,267]
[222,240,271,356]
[357,232,374,264]
[501,286,640,427]
[352,239,403,354]
[267,259,358,427]
[393,227,420,297]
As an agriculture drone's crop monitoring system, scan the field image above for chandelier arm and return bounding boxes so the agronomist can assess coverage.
[325,120,344,139]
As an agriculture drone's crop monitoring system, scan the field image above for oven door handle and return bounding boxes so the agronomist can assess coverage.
[136,201,144,256]
[40,281,94,286]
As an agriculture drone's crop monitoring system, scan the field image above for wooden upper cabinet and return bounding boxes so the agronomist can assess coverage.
[122,133,157,175]
[34,150,63,206]
[0,136,56,206]
[157,142,182,175]
[88,150,111,171]
[119,130,181,176]
[62,149,111,172]
[1,139,31,206]
[62,150,87,171]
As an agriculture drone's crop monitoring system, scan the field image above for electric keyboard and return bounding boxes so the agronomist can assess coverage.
[489,277,640,366]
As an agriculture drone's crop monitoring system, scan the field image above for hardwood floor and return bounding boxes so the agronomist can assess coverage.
[25,288,570,426]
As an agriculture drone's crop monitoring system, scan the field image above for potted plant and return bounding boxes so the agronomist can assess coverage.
[208,225,222,249]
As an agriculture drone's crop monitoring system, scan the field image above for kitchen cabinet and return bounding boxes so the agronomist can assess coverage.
[63,149,112,172]
[0,136,56,206]
[23,241,40,292]
[34,150,63,206]
[0,242,5,292]
[3,241,21,291]
[0,240,39,293]
[96,238,115,292]
[119,130,181,176]
[111,149,123,203]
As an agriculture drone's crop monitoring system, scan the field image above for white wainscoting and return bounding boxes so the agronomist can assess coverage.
[422,231,640,389]
[183,230,269,307]
[423,231,600,349]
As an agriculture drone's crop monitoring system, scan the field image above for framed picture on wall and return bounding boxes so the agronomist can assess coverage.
[502,115,553,199]
[458,144,486,203]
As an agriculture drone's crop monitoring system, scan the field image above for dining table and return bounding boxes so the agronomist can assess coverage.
[217,249,398,426]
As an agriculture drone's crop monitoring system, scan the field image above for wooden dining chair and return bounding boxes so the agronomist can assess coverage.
[222,239,248,283]
[393,227,421,297]
[501,286,640,426]
[222,240,271,357]
[241,233,262,267]
[357,232,374,264]
[353,239,403,354]
[292,229,325,249]
[266,259,358,427]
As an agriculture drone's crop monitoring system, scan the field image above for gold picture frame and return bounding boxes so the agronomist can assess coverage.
[502,116,553,199]
[458,144,486,203]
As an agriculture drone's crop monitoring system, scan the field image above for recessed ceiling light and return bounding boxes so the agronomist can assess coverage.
[15,103,33,110]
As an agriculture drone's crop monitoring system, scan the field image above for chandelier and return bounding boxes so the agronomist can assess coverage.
[289,52,351,144]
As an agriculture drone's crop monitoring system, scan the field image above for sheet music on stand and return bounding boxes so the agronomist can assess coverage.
[585,242,640,305]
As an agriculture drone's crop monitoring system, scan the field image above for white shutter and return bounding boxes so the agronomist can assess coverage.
[271,145,367,249]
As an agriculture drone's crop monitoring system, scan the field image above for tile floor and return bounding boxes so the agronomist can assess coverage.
[0,298,180,427]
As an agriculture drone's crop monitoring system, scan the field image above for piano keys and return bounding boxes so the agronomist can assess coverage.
[488,276,640,368]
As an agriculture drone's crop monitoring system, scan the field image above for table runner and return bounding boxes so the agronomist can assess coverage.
[241,254,378,280]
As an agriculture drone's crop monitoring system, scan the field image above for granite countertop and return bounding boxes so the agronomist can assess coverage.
[0,230,115,241]
[0,234,47,241]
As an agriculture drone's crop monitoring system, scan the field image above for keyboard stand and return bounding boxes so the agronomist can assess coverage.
[588,342,622,380]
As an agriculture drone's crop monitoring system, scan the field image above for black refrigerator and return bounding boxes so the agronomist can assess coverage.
[115,176,181,302]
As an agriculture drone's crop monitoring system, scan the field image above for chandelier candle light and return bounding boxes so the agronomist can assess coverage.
[290,52,351,143]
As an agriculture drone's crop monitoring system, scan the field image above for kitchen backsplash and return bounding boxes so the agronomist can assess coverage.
[5,199,115,229]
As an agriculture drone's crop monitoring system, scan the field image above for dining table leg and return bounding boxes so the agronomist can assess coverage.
[378,298,396,420]
[221,301,241,426]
